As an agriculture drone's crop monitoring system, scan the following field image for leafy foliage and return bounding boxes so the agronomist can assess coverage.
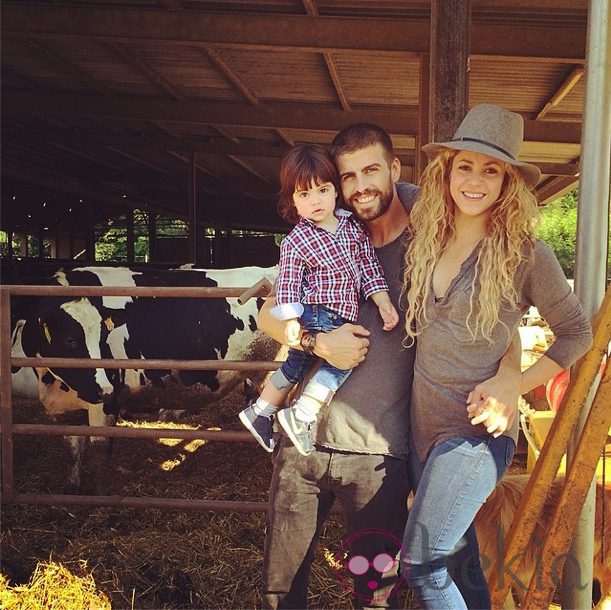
[537,189,611,280]
[537,190,579,277]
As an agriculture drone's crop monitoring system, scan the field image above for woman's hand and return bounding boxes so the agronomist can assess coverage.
[466,365,521,437]
[467,397,515,437]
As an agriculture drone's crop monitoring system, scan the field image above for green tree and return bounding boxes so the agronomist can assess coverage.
[537,190,578,277]
[537,189,611,280]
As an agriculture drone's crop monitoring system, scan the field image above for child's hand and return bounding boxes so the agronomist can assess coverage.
[285,319,302,346]
[379,303,399,331]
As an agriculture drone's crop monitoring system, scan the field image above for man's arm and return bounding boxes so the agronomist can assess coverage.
[258,297,371,370]
[467,331,522,437]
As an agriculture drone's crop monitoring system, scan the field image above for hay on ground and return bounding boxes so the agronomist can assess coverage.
[0,561,111,610]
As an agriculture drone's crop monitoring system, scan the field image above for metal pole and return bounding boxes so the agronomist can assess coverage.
[188,151,197,265]
[126,208,135,264]
[563,0,610,607]
[0,288,15,501]
[7,227,14,258]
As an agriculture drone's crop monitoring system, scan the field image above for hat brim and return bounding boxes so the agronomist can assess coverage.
[422,140,541,187]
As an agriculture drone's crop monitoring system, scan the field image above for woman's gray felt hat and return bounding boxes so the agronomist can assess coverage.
[422,103,541,186]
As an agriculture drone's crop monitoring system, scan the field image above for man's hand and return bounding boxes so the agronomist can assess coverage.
[466,366,521,438]
[314,323,370,370]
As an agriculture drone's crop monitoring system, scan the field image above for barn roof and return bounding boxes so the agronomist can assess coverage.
[1,0,588,235]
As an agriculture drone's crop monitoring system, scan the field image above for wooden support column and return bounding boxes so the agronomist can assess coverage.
[488,287,611,607]
[188,151,197,265]
[148,212,157,263]
[7,227,13,258]
[37,225,44,259]
[69,226,75,259]
[14,233,26,257]
[429,0,471,142]
[415,53,431,181]
[85,202,95,263]
[126,208,135,264]
[523,287,611,609]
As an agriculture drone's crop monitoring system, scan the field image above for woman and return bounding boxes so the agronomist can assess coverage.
[400,104,592,609]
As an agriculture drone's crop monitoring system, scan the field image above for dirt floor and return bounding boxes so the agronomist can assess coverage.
[0,387,534,610]
[1,390,419,609]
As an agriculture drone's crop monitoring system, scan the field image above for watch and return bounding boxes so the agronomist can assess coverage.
[300,330,320,354]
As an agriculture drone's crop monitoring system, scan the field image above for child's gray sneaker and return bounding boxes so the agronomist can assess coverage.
[239,403,275,452]
[277,406,314,456]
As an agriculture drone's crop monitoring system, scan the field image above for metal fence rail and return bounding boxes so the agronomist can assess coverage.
[0,282,280,511]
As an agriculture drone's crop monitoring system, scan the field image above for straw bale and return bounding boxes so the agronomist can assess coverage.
[0,561,110,610]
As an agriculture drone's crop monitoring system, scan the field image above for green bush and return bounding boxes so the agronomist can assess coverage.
[537,190,578,277]
[537,189,611,281]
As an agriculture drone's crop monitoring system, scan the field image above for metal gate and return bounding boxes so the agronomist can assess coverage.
[0,280,278,513]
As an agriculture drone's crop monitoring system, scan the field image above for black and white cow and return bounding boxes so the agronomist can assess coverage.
[11,264,280,492]
[10,292,117,492]
[55,265,281,404]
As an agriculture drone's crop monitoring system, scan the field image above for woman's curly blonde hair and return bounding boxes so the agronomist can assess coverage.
[402,148,540,345]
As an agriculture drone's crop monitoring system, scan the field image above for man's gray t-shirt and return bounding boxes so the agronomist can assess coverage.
[314,182,419,458]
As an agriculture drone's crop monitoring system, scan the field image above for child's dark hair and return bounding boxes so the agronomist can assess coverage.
[331,123,395,165]
[278,144,339,224]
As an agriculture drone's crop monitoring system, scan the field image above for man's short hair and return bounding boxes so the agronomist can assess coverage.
[331,123,395,165]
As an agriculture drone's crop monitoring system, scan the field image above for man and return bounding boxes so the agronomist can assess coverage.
[259,123,519,609]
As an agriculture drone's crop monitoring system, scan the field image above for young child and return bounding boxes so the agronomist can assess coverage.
[398,104,593,609]
[239,144,398,456]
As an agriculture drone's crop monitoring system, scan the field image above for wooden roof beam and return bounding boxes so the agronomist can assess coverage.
[536,176,579,205]
[302,0,351,112]
[106,146,174,175]
[4,91,581,144]
[2,161,183,218]
[3,91,421,133]
[274,129,295,147]
[166,151,220,179]
[1,127,419,166]
[201,47,259,105]
[24,39,114,96]
[536,162,580,176]
[213,126,240,145]
[150,120,181,138]
[536,65,584,120]
[107,41,185,101]
[227,155,270,183]
[198,48,280,175]
[2,6,586,61]
[2,146,275,194]
[322,53,351,112]
[1,65,42,90]
[2,158,341,231]
[49,143,122,170]
[158,0,183,8]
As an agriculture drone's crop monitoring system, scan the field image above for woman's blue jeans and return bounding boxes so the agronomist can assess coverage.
[401,435,515,610]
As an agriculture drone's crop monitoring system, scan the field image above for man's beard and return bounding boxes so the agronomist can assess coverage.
[346,182,394,221]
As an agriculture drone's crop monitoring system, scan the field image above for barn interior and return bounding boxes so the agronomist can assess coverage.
[1,0,590,277]
[2,2,610,609]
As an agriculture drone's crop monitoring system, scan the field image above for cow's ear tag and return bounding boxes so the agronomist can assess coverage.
[104,317,115,332]
[43,323,52,344]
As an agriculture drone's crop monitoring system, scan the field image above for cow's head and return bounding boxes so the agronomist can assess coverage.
[32,298,115,406]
